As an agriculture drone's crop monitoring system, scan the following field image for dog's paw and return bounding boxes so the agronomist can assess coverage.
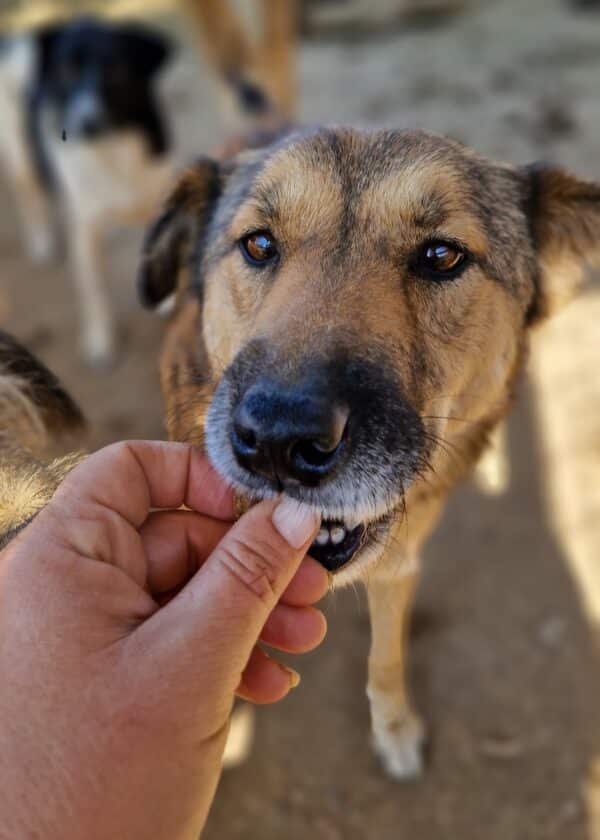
[81,328,117,370]
[25,226,56,265]
[372,711,426,781]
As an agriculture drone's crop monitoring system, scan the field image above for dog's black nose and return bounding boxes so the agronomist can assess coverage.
[231,378,349,487]
[80,115,103,137]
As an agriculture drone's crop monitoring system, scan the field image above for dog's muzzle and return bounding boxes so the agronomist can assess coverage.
[205,346,425,573]
[231,377,350,488]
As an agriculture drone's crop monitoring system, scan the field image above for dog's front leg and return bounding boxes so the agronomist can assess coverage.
[366,563,425,780]
[69,218,115,367]
[11,163,55,264]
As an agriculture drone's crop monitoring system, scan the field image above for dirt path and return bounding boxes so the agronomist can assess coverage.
[2,1,599,837]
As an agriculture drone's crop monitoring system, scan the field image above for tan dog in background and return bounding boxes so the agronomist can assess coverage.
[183,0,297,123]
[139,126,599,778]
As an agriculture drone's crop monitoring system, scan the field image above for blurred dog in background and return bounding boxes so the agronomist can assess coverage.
[0,18,173,366]
[182,0,297,126]
[0,3,298,367]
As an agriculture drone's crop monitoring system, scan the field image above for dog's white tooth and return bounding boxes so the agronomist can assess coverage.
[330,526,346,545]
[315,528,330,546]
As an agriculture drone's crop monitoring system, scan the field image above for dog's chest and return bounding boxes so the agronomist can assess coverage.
[47,131,173,226]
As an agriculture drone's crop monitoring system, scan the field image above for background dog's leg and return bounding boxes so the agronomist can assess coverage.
[69,220,115,367]
[11,164,55,264]
[181,0,255,124]
[182,0,297,122]
[257,0,297,119]
[0,39,56,264]
[367,566,425,780]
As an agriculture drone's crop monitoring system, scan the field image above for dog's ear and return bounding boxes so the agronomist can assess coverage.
[138,158,221,308]
[119,25,173,77]
[522,162,600,324]
[34,24,61,76]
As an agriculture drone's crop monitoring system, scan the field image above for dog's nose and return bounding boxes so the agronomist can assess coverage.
[231,379,349,487]
[67,91,105,139]
[79,114,103,137]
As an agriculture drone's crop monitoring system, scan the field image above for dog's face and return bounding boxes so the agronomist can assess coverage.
[35,18,170,142]
[140,128,598,578]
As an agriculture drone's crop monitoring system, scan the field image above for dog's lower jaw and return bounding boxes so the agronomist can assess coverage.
[232,485,401,584]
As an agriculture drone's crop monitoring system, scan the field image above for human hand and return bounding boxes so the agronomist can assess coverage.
[0,441,326,840]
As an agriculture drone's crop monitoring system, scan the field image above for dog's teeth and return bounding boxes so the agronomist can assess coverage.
[330,526,346,545]
[315,528,330,546]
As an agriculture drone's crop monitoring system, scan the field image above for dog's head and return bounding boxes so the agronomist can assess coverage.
[139,128,599,579]
[34,17,171,149]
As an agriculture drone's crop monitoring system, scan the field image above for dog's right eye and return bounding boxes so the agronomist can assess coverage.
[239,231,279,266]
[413,239,469,281]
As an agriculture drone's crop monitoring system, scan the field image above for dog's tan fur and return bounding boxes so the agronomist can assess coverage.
[139,127,600,778]
[0,332,84,548]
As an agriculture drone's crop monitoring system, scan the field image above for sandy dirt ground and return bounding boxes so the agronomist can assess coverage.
[2,0,600,837]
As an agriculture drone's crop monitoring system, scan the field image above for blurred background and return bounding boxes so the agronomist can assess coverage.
[0,1,599,837]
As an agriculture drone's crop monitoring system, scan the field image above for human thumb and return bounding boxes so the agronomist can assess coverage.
[145,497,320,698]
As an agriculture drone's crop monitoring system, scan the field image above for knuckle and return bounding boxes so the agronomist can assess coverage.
[216,532,287,604]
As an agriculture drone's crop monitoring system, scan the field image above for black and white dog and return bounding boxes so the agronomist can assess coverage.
[0,18,174,365]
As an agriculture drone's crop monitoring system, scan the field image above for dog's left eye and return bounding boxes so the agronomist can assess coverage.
[416,240,467,279]
[239,231,279,266]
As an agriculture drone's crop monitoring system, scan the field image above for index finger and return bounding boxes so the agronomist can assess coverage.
[55,440,235,527]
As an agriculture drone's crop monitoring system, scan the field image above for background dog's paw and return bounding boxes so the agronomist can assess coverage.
[25,226,57,265]
[81,328,117,371]
[372,711,426,781]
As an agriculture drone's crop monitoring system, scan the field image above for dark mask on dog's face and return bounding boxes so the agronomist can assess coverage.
[138,128,600,578]
[34,17,170,150]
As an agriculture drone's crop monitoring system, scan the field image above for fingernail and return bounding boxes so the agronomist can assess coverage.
[272,498,320,549]
[278,662,301,689]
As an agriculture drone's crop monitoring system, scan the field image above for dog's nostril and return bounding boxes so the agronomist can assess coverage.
[291,437,344,470]
[232,421,258,454]
[236,424,256,448]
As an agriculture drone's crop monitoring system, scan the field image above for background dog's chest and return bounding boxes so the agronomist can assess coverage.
[47,131,173,226]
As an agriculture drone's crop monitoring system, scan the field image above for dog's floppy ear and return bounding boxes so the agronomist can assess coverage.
[523,162,600,324]
[138,158,221,308]
[119,24,173,76]
[34,23,61,76]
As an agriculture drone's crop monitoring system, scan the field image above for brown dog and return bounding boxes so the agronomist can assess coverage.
[138,126,599,778]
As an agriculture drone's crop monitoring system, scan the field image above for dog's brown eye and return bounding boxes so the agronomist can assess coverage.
[240,231,279,266]
[418,241,467,278]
